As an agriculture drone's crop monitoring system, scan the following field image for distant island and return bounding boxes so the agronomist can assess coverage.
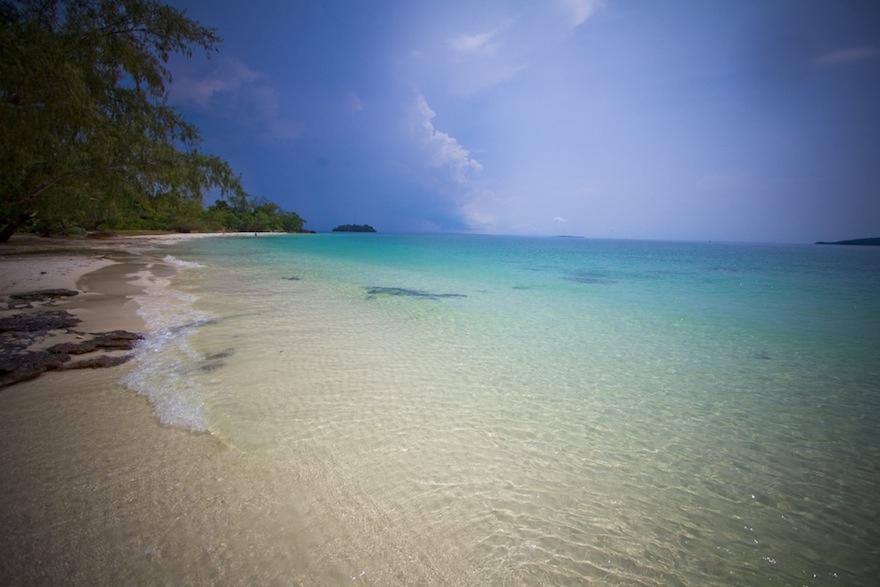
[333,224,376,233]
[815,237,880,246]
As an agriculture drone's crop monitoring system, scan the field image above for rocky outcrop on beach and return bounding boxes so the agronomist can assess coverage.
[9,288,80,302]
[0,290,142,388]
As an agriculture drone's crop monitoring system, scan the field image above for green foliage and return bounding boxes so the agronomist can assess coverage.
[0,0,302,240]
[205,198,304,233]
[332,224,376,232]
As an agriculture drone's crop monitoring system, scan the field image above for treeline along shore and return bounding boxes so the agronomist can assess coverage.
[0,0,307,242]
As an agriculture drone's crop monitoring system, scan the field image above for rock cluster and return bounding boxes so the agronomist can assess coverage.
[0,290,143,388]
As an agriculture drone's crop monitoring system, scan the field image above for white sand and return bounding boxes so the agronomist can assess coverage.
[0,255,118,295]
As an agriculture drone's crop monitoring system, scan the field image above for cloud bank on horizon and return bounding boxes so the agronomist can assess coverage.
[169,0,880,242]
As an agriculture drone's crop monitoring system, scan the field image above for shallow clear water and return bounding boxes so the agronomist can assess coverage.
[128,234,880,585]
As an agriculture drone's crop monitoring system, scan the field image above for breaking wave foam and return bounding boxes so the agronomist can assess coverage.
[163,254,204,269]
[122,262,212,431]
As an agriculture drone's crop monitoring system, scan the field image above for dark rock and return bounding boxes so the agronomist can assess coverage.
[47,330,142,355]
[0,309,143,387]
[0,310,81,333]
[92,330,142,349]
[62,354,132,370]
[46,341,95,355]
[364,286,467,300]
[9,289,79,302]
[0,350,70,387]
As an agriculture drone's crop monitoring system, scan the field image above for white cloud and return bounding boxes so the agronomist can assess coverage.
[815,47,879,66]
[169,58,298,140]
[413,93,482,182]
[553,216,568,223]
[459,198,497,231]
[170,59,260,107]
[448,28,500,58]
[559,0,602,29]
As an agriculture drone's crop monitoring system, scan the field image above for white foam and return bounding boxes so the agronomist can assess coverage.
[162,254,204,270]
[122,273,213,432]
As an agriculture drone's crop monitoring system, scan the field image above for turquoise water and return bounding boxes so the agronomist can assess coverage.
[131,234,880,585]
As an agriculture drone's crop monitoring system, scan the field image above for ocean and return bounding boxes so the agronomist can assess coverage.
[124,234,880,585]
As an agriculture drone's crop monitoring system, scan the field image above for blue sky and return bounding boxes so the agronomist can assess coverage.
[168,0,880,242]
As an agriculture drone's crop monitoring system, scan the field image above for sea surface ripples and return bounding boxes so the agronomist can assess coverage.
[132,236,879,585]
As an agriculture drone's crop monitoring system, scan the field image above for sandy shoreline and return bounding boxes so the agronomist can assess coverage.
[0,232,244,381]
[0,232,346,584]
[0,232,248,294]
[0,232,279,583]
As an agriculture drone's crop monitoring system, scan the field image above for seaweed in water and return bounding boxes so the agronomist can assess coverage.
[364,287,467,300]
[282,276,301,281]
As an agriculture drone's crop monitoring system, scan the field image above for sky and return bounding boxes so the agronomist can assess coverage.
[167,0,880,242]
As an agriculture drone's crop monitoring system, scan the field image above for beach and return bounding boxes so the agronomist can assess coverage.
[0,234,318,584]
[1,233,878,585]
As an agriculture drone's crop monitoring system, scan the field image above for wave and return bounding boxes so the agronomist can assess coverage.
[122,265,212,432]
[162,254,204,269]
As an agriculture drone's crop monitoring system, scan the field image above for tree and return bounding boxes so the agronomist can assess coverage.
[205,197,305,233]
[0,0,246,241]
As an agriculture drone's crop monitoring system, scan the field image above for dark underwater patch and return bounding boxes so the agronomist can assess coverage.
[564,271,616,285]
[282,276,301,281]
[196,348,235,373]
[205,348,234,361]
[200,361,225,372]
[364,286,467,300]
[167,317,218,335]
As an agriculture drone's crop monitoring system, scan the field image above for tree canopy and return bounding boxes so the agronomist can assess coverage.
[332,224,376,233]
[0,0,302,240]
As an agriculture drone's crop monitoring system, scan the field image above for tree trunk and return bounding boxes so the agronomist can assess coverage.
[0,211,32,243]
[0,221,18,243]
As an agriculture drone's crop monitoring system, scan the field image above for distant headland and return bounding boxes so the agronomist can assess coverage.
[815,237,880,246]
[332,224,377,233]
